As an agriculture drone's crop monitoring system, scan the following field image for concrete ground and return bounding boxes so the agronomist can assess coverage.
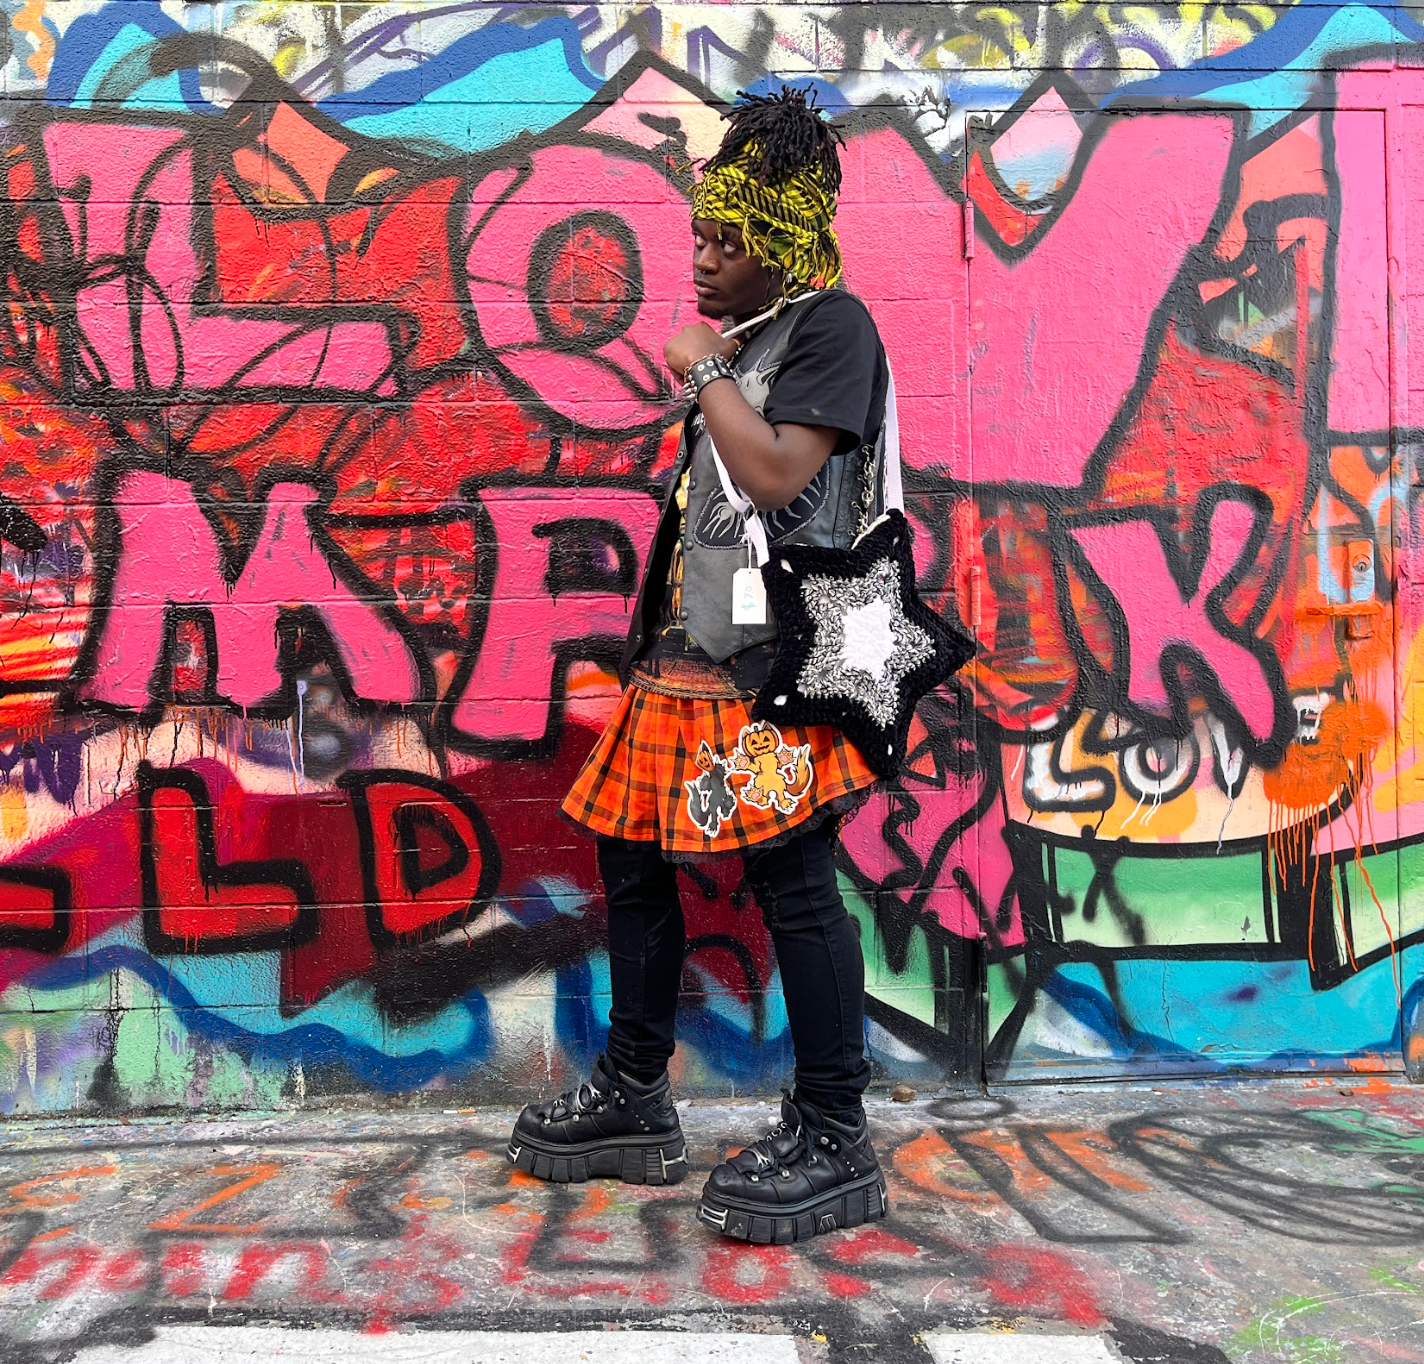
[0,1081,1420,1363]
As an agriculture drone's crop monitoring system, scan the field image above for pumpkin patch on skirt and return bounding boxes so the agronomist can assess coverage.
[562,683,879,857]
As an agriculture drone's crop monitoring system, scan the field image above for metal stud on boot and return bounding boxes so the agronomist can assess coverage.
[507,1053,688,1186]
[697,1092,888,1243]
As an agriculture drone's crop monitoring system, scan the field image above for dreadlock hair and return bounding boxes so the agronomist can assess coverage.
[703,86,844,194]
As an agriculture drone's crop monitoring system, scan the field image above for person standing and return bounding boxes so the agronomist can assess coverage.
[508,88,891,1244]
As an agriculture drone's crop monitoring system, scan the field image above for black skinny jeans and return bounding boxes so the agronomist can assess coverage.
[598,822,871,1121]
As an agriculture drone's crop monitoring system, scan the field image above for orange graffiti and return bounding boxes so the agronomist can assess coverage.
[1265,697,1393,978]
[892,1129,997,1208]
[148,1162,281,1234]
[1042,1130,1151,1192]
[958,1129,1057,1199]
[0,1164,118,1214]
[570,1185,613,1221]
[13,2,54,81]
[1264,699,1387,811]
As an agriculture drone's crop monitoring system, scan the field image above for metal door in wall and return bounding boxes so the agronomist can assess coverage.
[1331,82,1424,1079]
[964,95,1400,1081]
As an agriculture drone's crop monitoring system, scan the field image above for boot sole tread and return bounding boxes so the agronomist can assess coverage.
[506,1130,689,1186]
[696,1171,888,1243]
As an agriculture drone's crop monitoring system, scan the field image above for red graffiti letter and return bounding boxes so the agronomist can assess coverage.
[138,765,316,953]
[342,772,501,946]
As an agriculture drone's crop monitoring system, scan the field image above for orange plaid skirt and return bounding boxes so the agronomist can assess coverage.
[562,683,879,856]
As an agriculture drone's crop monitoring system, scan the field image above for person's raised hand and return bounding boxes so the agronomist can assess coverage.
[664,323,738,381]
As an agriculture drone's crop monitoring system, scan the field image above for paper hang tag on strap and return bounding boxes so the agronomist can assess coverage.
[732,567,768,624]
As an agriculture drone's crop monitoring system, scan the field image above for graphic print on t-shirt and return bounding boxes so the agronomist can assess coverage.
[736,345,780,414]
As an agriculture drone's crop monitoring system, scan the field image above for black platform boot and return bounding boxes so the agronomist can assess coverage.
[506,1052,689,1185]
[697,1092,887,1243]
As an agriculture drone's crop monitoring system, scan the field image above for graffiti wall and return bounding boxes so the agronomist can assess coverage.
[0,0,1420,1113]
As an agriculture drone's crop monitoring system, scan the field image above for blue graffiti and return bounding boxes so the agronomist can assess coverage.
[1009,951,1422,1078]
[22,936,493,1092]
[319,18,601,153]
[1109,2,1424,132]
[47,1,217,112]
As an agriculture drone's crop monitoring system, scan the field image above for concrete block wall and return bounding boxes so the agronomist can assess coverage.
[0,0,1417,1113]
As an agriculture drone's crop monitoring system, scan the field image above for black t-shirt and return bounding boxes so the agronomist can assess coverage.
[635,288,888,689]
[763,289,887,455]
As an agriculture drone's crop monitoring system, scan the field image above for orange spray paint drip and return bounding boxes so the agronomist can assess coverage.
[1266,810,1318,971]
[1342,776,1401,1004]
[1334,685,1399,1001]
[1322,815,1355,974]
[1263,698,1397,996]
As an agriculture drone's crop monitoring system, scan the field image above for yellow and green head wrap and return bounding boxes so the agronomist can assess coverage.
[691,88,845,291]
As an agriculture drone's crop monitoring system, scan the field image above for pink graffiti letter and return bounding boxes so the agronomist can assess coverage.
[41,122,395,394]
[1327,109,1389,435]
[1069,500,1278,743]
[448,488,659,745]
[838,111,1234,485]
[79,473,422,711]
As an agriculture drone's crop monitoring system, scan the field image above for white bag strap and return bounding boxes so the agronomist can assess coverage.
[707,354,901,569]
[881,363,904,513]
[709,434,771,566]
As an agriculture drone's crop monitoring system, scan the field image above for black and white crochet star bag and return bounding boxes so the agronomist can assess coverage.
[755,508,972,777]
[712,368,974,779]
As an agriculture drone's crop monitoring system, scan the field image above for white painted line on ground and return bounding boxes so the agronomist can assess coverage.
[70,1325,802,1364]
[925,1333,1120,1363]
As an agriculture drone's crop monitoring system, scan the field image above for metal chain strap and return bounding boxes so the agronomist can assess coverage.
[854,440,879,537]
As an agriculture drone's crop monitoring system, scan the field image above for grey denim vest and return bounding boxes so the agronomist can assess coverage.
[621,291,885,675]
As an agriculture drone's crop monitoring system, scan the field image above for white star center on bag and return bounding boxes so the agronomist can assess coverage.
[840,599,897,680]
[795,559,936,728]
